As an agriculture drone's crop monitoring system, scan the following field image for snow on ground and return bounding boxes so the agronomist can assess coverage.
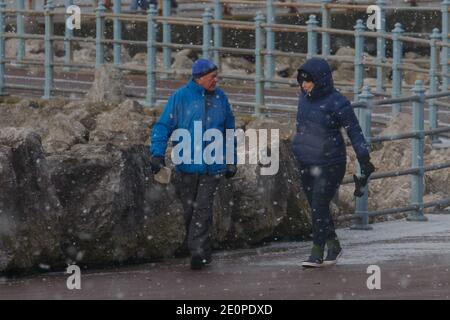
[1,214,450,300]
[220,214,450,267]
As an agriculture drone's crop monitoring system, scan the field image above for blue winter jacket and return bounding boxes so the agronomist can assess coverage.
[292,58,370,166]
[150,80,236,175]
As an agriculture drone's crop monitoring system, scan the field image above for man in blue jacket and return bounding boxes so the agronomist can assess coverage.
[150,59,237,270]
[292,58,375,268]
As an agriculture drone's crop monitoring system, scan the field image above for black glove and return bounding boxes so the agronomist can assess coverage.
[150,156,165,174]
[360,159,375,178]
[224,164,237,179]
[354,157,375,197]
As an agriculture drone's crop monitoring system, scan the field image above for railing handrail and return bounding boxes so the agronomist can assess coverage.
[353,90,450,109]
[2,7,449,47]
[188,0,449,12]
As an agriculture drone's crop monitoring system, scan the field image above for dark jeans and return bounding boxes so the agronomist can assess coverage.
[175,172,221,258]
[299,162,346,248]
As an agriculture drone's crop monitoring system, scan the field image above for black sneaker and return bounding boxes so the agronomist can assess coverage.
[190,256,204,270]
[301,256,324,268]
[204,255,212,265]
[323,247,343,266]
[190,255,212,270]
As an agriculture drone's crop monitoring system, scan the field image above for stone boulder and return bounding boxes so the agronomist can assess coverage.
[425,148,450,196]
[72,42,131,65]
[46,143,185,265]
[404,52,430,69]
[211,118,311,248]
[171,49,197,80]
[175,49,198,61]
[62,100,114,131]
[275,56,305,78]
[132,52,148,65]
[332,46,378,82]
[403,63,430,86]
[0,98,88,155]
[43,113,89,154]
[275,56,293,78]
[85,64,125,105]
[5,39,67,59]
[329,47,354,71]
[221,56,255,74]
[0,128,62,272]
[122,52,164,74]
[89,99,153,146]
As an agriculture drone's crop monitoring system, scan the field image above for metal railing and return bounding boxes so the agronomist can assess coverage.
[1,1,449,106]
[340,85,450,229]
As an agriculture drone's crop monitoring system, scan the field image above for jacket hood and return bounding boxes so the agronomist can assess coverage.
[297,58,334,99]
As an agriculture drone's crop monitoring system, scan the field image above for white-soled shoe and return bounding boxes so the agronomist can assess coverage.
[302,256,324,268]
[323,248,343,266]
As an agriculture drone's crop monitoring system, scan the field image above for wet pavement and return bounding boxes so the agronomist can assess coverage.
[1,214,450,300]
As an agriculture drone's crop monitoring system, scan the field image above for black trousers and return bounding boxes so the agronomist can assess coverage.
[299,162,346,248]
[175,172,221,258]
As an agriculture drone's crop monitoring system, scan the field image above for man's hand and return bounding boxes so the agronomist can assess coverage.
[224,164,237,179]
[150,156,165,174]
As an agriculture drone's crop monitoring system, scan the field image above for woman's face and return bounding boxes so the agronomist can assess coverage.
[301,80,315,94]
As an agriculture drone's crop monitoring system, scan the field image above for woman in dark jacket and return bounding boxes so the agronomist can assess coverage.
[292,58,375,268]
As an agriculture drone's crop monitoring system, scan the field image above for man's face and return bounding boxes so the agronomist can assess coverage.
[197,71,218,92]
[301,80,315,94]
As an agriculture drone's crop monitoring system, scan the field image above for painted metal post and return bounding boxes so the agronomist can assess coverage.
[213,0,223,67]
[113,0,122,66]
[162,0,172,79]
[64,0,74,71]
[145,5,157,108]
[16,0,25,64]
[392,23,404,114]
[441,0,449,91]
[354,19,365,117]
[352,86,374,230]
[255,12,265,117]
[376,0,386,92]
[306,15,318,60]
[202,8,213,60]
[407,80,427,222]
[0,0,5,95]
[265,0,275,88]
[321,0,331,58]
[43,0,54,100]
[95,0,105,68]
[429,28,441,144]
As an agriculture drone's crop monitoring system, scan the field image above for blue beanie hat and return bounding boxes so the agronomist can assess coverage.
[192,59,218,79]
